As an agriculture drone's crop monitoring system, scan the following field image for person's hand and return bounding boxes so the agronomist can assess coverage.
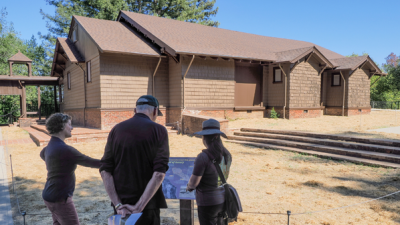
[186,186,195,192]
[119,204,142,214]
[117,207,131,218]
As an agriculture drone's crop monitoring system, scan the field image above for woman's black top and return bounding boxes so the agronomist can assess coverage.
[40,136,101,202]
[192,150,232,206]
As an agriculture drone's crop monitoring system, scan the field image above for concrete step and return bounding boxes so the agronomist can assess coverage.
[22,127,50,146]
[240,128,400,148]
[226,140,400,169]
[227,135,400,164]
[234,131,400,154]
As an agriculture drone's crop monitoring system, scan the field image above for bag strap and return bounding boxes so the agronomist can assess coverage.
[212,159,227,185]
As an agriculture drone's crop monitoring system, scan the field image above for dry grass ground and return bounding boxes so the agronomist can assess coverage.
[3,111,400,224]
[3,133,400,225]
[229,110,400,140]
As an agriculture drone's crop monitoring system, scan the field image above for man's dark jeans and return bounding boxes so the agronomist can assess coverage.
[135,209,160,225]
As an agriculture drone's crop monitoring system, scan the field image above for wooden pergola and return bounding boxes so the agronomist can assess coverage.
[0,51,61,120]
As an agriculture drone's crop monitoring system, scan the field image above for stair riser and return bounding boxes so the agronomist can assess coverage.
[241,128,400,147]
[227,141,400,169]
[234,132,398,154]
[228,136,400,164]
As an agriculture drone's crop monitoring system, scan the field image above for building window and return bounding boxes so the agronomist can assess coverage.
[67,73,71,90]
[273,67,282,83]
[332,73,341,86]
[86,61,91,82]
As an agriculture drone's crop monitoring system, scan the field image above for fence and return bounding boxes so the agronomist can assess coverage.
[2,128,400,225]
[26,103,57,118]
[371,101,400,110]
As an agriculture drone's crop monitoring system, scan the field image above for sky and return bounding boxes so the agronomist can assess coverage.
[2,0,399,66]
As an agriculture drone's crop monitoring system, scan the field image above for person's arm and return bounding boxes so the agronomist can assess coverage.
[40,147,46,161]
[187,175,202,191]
[100,170,131,217]
[120,172,165,214]
[70,147,101,168]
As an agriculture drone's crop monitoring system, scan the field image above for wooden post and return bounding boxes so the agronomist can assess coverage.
[180,199,194,225]
[21,85,26,118]
[28,63,32,77]
[58,85,62,112]
[54,86,58,113]
[37,86,41,120]
[9,62,13,76]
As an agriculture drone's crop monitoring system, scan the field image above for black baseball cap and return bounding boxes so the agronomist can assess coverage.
[136,95,163,116]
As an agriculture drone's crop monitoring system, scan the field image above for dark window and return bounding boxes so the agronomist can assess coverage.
[87,61,91,82]
[67,73,71,90]
[273,67,282,83]
[304,110,308,113]
[332,73,341,86]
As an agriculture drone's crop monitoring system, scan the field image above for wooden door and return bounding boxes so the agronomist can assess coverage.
[234,65,262,106]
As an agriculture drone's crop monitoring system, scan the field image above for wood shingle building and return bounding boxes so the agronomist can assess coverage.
[50,11,386,129]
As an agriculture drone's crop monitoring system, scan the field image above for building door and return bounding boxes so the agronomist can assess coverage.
[234,65,262,107]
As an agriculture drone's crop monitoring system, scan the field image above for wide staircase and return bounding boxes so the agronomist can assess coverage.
[227,128,400,169]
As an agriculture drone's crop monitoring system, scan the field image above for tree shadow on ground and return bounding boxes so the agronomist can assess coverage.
[8,176,185,225]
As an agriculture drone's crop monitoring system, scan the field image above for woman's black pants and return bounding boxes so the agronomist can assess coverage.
[198,203,227,225]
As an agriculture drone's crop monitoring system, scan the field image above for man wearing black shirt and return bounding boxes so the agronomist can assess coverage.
[100,95,170,225]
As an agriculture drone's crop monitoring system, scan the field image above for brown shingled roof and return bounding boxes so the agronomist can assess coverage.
[58,38,84,63]
[8,50,32,62]
[73,15,161,56]
[119,11,343,62]
[330,55,384,75]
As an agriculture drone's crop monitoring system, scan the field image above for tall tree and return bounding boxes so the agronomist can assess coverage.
[40,0,219,41]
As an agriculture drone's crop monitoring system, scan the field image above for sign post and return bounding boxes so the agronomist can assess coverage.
[162,157,196,225]
[180,199,194,225]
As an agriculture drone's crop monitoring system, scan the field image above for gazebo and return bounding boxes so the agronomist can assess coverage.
[0,51,60,125]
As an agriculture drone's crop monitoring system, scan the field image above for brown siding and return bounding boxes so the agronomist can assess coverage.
[265,64,289,106]
[75,23,99,61]
[262,66,268,106]
[169,58,182,107]
[347,68,370,108]
[184,57,235,108]
[289,56,321,108]
[63,61,85,110]
[99,54,168,108]
[86,55,101,108]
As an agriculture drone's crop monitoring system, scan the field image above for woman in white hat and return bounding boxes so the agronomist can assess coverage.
[187,119,232,225]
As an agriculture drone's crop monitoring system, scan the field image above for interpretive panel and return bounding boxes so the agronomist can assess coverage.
[162,157,196,200]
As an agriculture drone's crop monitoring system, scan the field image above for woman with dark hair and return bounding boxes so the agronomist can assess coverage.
[187,119,232,225]
[40,113,101,225]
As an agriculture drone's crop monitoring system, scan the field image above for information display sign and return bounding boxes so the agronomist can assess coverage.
[162,157,196,200]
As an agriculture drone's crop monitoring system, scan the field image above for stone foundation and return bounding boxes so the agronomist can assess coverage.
[265,108,322,119]
[182,109,264,121]
[19,118,31,127]
[324,107,371,117]
[85,109,101,129]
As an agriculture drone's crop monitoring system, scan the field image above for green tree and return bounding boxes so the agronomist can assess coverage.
[40,0,219,42]
[0,8,55,123]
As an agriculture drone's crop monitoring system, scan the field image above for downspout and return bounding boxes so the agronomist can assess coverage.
[180,55,195,134]
[278,63,287,119]
[152,57,162,97]
[182,55,195,109]
[340,71,345,117]
[76,63,87,127]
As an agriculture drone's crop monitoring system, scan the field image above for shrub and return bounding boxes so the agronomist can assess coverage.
[270,107,279,119]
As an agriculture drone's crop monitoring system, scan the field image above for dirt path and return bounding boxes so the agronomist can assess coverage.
[0,127,14,225]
